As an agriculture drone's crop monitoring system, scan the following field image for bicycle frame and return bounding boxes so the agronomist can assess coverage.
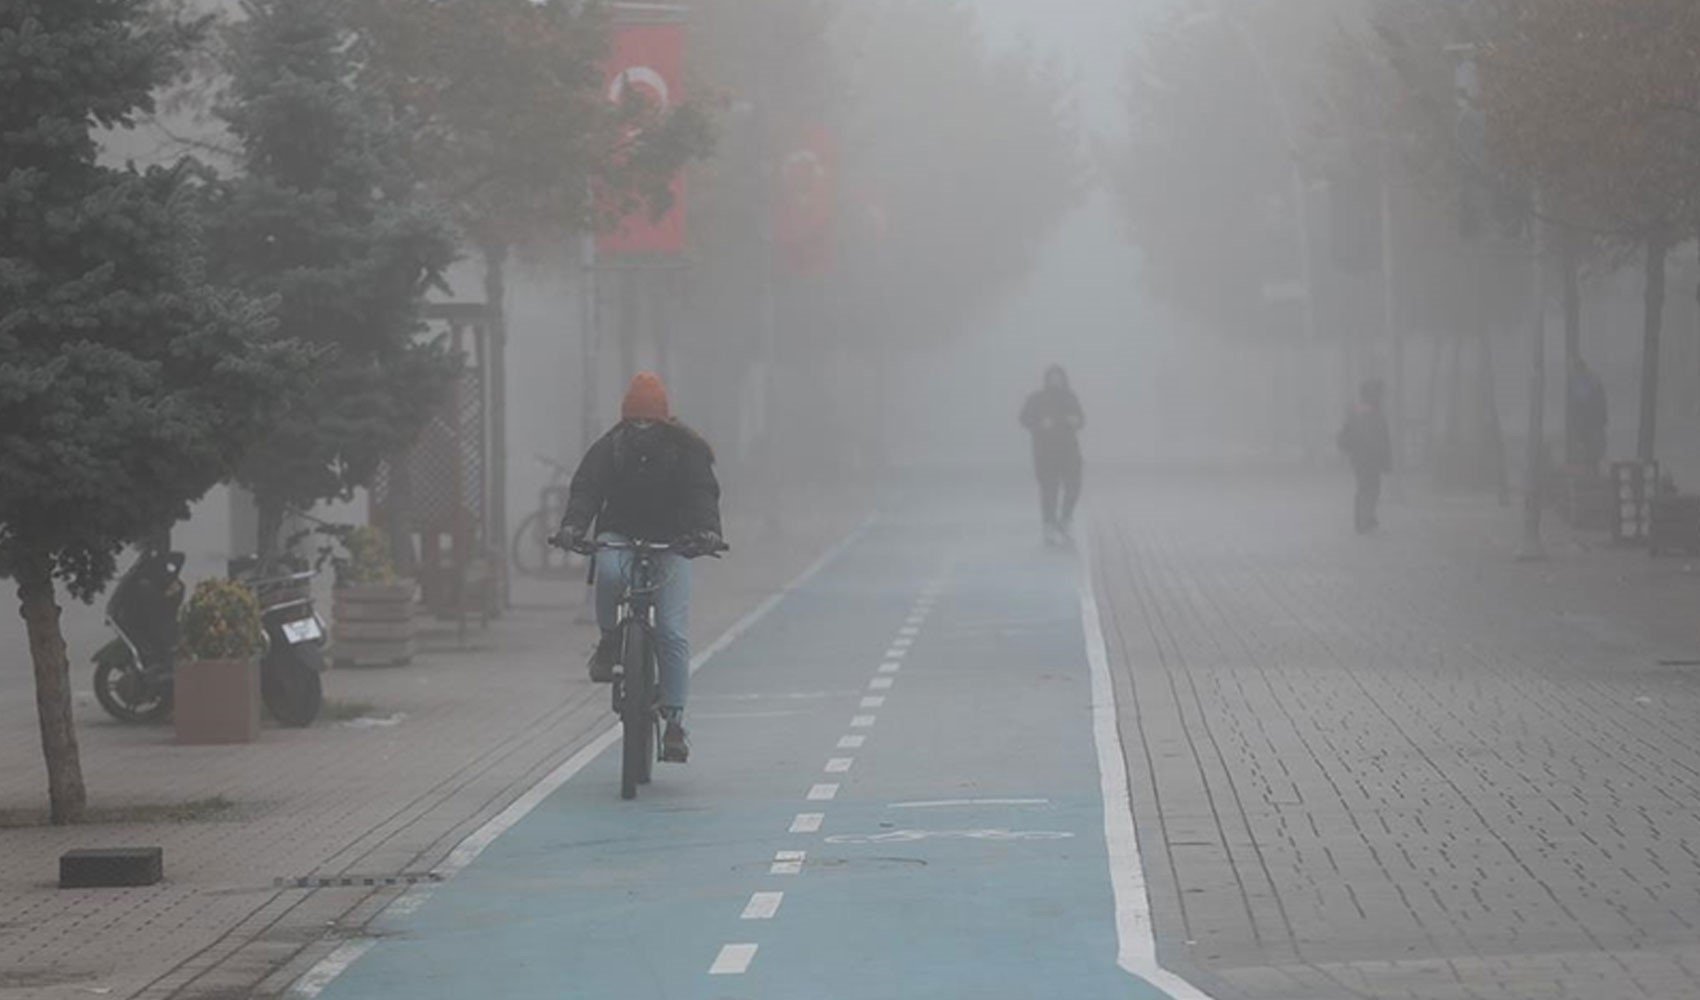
[599,538,674,799]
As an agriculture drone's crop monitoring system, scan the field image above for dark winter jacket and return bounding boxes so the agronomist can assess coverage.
[1338,404,1391,475]
[562,420,722,542]
[1020,386,1085,466]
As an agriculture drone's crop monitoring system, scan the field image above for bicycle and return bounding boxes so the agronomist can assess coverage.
[550,534,726,799]
[512,455,578,580]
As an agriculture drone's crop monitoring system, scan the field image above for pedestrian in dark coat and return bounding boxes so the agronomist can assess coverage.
[1566,360,1608,473]
[1020,365,1085,543]
[1338,378,1392,535]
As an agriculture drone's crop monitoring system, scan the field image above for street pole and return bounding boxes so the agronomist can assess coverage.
[1213,1,1321,457]
[578,231,599,455]
[1517,214,1549,561]
[1381,142,1404,500]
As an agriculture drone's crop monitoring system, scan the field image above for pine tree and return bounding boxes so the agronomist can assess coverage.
[0,0,305,823]
[208,0,459,553]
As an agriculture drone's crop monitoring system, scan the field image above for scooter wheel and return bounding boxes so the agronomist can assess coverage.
[262,647,324,728]
[93,655,171,724]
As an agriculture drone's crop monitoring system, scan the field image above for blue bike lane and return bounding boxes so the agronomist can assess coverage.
[299,512,1201,999]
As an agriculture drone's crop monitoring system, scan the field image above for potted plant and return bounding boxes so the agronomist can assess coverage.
[175,579,265,744]
[327,525,416,666]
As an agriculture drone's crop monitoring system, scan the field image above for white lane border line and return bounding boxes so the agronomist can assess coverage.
[859,695,885,709]
[878,662,902,674]
[285,515,877,999]
[824,757,854,773]
[837,734,865,749]
[709,943,758,975]
[1079,517,1218,1000]
[850,715,876,728]
[790,812,824,833]
[770,850,806,875]
[869,676,894,690]
[807,783,839,801]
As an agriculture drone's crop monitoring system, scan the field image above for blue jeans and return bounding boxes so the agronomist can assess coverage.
[595,534,691,713]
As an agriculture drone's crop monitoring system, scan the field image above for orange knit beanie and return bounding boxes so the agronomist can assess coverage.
[621,371,671,422]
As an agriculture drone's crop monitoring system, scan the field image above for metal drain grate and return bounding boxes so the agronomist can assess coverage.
[274,872,444,889]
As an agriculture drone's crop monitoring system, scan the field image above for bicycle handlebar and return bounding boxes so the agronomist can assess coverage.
[547,534,728,559]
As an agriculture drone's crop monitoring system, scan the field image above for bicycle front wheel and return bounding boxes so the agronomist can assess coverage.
[619,622,654,800]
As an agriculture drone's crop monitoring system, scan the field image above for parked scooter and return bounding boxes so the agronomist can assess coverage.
[93,548,185,723]
[93,545,328,727]
[229,551,327,728]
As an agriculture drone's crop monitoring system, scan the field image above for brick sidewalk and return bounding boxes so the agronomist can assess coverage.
[0,498,866,1000]
[1092,474,1700,1000]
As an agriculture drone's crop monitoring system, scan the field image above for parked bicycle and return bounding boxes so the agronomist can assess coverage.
[513,455,578,580]
[549,534,725,799]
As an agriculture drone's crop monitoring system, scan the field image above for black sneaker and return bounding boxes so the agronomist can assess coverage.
[661,720,690,763]
[587,632,618,684]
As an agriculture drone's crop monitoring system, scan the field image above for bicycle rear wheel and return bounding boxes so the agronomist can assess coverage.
[619,622,653,800]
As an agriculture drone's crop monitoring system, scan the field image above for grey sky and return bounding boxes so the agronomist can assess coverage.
[968,0,1146,127]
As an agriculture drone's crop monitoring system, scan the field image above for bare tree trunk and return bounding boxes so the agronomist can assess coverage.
[1479,325,1509,504]
[1639,235,1670,462]
[1424,335,1443,469]
[18,551,86,824]
[256,495,285,564]
[618,269,638,382]
[1560,228,1582,464]
[1519,224,1549,559]
[482,243,509,609]
[1446,332,1466,449]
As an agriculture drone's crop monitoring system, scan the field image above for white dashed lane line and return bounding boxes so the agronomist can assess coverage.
[709,944,758,975]
[709,582,950,985]
[741,892,784,920]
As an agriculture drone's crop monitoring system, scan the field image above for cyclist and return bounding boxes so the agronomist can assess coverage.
[555,372,724,762]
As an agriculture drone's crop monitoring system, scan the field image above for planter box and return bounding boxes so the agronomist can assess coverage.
[175,658,260,745]
[333,581,416,667]
[1650,495,1700,556]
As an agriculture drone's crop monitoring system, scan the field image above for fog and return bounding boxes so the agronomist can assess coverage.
[54,0,1700,582]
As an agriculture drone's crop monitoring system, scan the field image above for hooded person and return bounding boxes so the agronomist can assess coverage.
[1338,378,1392,535]
[557,372,724,763]
[1019,365,1086,543]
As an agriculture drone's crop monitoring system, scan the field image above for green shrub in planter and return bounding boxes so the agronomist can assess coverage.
[179,579,264,662]
[329,526,415,667]
[175,579,264,744]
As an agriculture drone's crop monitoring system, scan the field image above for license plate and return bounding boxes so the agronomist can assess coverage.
[281,618,322,644]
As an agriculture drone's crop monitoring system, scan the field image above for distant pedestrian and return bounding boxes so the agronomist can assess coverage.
[1567,360,1607,474]
[1020,365,1085,545]
[1338,378,1392,535]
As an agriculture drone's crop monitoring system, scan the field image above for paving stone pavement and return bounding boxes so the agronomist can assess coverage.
[1092,473,1700,1000]
[0,498,865,1000]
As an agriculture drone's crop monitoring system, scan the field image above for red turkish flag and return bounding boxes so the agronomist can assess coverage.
[775,125,838,275]
[598,22,686,257]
